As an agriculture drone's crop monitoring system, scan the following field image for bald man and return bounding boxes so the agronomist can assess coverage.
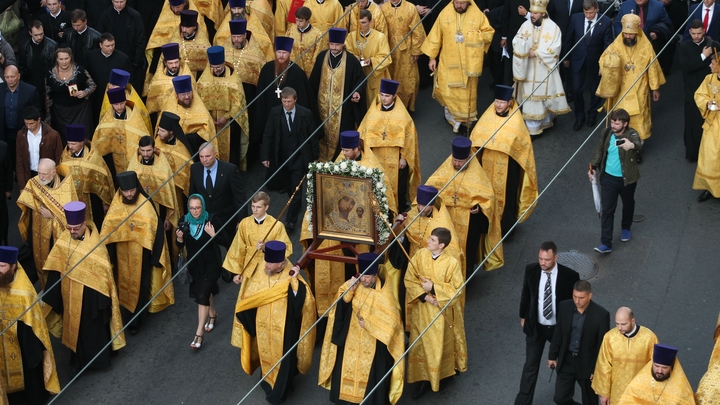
[188,142,247,247]
[592,307,659,405]
[1,66,40,171]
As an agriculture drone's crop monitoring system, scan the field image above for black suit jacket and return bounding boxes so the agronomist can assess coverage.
[549,299,610,379]
[562,13,614,68]
[519,263,579,340]
[189,160,248,227]
[501,0,531,54]
[547,0,584,35]
[679,38,720,102]
[0,82,40,140]
[261,104,319,167]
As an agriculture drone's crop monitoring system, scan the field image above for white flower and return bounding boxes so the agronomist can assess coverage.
[306,173,312,179]
[380,186,386,193]
[340,162,347,170]
[352,160,359,168]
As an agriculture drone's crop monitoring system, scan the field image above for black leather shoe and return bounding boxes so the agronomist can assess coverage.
[412,381,431,399]
[698,190,711,202]
[573,119,585,131]
[587,116,597,127]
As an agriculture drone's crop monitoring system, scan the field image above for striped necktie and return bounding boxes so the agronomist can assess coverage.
[543,272,553,320]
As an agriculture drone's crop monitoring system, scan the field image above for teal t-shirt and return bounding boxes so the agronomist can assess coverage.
[604,134,622,177]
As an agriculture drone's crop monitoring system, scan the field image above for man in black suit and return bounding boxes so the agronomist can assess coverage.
[261,87,318,231]
[38,0,71,44]
[97,0,147,94]
[189,142,247,248]
[547,0,584,97]
[85,33,130,122]
[0,66,40,173]
[64,9,102,67]
[548,280,610,405]
[562,0,614,130]
[501,0,531,84]
[515,241,580,405]
[684,0,720,41]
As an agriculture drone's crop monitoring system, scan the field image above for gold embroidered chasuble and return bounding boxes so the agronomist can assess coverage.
[156,138,192,198]
[225,214,292,348]
[591,327,658,405]
[358,97,420,207]
[100,85,152,131]
[16,174,78,285]
[196,64,250,166]
[618,359,696,405]
[286,25,328,78]
[42,223,126,352]
[426,156,502,270]
[405,248,467,391]
[126,151,179,226]
[168,29,212,74]
[234,262,316,387]
[342,2,387,35]
[223,37,272,87]
[246,0,276,39]
[693,73,720,197]
[145,0,210,62]
[93,105,151,174]
[598,32,665,140]
[145,62,196,112]
[59,145,114,223]
[318,278,405,404]
[100,191,175,314]
[159,93,218,151]
[345,29,392,108]
[696,314,720,404]
[194,0,224,29]
[0,267,60,395]
[420,1,493,122]
[470,103,539,225]
[317,51,348,161]
[304,0,344,33]
[380,0,425,110]
[213,10,275,61]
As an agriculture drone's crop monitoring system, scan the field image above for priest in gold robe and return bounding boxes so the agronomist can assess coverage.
[172,10,212,75]
[197,46,250,168]
[404,227,467,399]
[16,159,78,287]
[318,252,405,405]
[342,0,388,35]
[592,307,658,405]
[235,241,316,405]
[0,246,60,404]
[145,43,197,115]
[286,7,328,78]
[101,171,175,335]
[693,57,720,203]
[426,137,502,273]
[100,69,152,132]
[156,112,195,203]
[224,192,292,348]
[470,85,538,236]
[695,313,720,404]
[93,87,150,184]
[421,0,494,133]
[380,0,426,111]
[213,0,275,61]
[43,202,126,374]
[61,124,114,229]
[598,13,665,142]
[160,75,217,154]
[618,344,696,405]
[358,79,420,212]
[310,28,367,161]
[345,10,392,109]
[302,0,343,34]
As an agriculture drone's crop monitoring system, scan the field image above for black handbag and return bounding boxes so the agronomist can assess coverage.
[175,252,192,285]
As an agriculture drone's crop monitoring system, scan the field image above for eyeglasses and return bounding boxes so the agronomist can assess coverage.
[188,206,202,211]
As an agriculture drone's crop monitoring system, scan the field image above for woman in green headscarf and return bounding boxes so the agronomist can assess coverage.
[175,194,226,349]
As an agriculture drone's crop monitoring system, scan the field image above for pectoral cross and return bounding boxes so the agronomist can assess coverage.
[275,87,282,98]
[129,223,135,231]
[145,185,150,193]
[382,132,386,140]
[117,135,123,143]
[452,193,459,205]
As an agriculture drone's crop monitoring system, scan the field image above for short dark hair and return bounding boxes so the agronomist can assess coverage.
[70,9,87,23]
[582,0,598,10]
[431,227,452,247]
[100,32,115,43]
[574,280,592,293]
[689,19,704,30]
[359,9,372,21]
[139,135,155,148]
[281,87,297,99]
[295,6,312,20]
[23,106,41,121]
[610,109,630,124]
[539,241,558,255]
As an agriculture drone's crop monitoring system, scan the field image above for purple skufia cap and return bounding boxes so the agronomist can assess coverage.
[64,201,87,225]
[416,185,438,206]
[264,241,286,263]
[328,28,347,44]
[379,79,399,95]
[0,246,19,264]
[206,46,225,65]
[229,0,246,7]
[451,137,472,160]
[65,124,86,143]
[168,0,185,6]
[161,43,180,61]
[172,75,193,94]
[107,87,126,104]
[229,19,247,35]
[357,252,379,276]
[495,85,514,102]
[180,10,198,27]
[109,69,130,87]
[339,131,360,149]
[653,344,678,366]
[274,36,294,52]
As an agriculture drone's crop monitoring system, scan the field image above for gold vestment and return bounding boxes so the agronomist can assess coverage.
[693,73,720,197]
[286,25,328,78]
[213,9,275,61]
[304,0,344,33]
[317,51,348,161]
[223,36,273,86]
[342,2,388,35]
[59,144,114,224]
[345,29,392,109]
[145,62,196,113]
[618,359,695,405]
[695,313,720,404]
[93,105,151,174]
[160,93,218,151]
[100,85,152,131]
[126,150,179,226]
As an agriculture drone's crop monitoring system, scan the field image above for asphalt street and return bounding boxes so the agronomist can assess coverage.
[7,49,720,404]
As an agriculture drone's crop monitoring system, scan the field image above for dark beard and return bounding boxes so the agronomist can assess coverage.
[651,368,671,382]
[0,269,15,287]
[231,11,246,19]
[275,60,290,75]
[532,17,543,27]
[122,192,140,205]
[624,37,637,47]
[454,6,467,14]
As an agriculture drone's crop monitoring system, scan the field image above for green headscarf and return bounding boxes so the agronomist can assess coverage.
[185,194,209,240]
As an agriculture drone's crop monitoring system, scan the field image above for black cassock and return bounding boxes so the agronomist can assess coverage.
[6,321,51,405]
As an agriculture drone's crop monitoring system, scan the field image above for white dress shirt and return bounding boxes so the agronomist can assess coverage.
[537,263,559,326]
[27,126,43,171]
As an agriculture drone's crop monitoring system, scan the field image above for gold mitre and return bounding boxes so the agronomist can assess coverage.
[529,0,549,13]
[621,13,641,34]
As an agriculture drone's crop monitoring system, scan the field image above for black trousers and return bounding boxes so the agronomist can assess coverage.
[570,60,603,121]
[600,174,637,248]
[683,100,704,161]
[553,352,596,405]
[515,324,555,405]
[277,155,306,226]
